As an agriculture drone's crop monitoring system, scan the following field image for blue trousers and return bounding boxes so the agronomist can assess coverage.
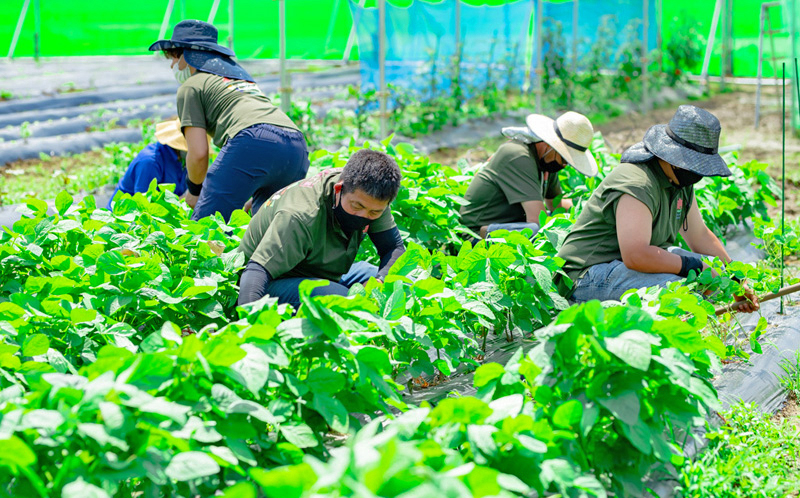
[192,123,309,222]
[266,261,379,310]
[571,247,703,303]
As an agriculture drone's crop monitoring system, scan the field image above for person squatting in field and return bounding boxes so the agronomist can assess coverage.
[236,149,406,311]
[150,20,309,222]
[106,118,214,209]
[459,111,599,240]
[555,104,759,312]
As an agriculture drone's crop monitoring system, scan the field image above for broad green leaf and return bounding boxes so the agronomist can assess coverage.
[55,191,74,216]
[164,451,220,481]
[279,423,319,448]
[97,251,128,276]
[553,399,583,429]
[22,334,49,357]
[229,344,271,395]
[62,478,110,498]
[597,391,640,426]
[356,346,391,375]
[70,308,97,324]
[474,362,505,388]
[604,330,657,371]
[220,481,258,498]
[467,424,499,458]
[249,464,316,498]
[311,393,350,433]
[0,302,25,321]
[306,367,346,395]
[0,436,36,467]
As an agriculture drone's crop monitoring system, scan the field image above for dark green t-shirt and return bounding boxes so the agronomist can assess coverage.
[239,169,396,281]
[556,160,694,295]
[459,141,563,230]
[177,72,300,148]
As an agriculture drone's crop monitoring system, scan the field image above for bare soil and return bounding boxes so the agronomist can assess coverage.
[1,150,107,180]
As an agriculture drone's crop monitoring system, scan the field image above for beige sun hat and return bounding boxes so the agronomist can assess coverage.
[155,118,189,151]
[154,118,213,152]
[525,111,599,176]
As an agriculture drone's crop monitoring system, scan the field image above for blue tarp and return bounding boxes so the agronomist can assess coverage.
[351,0,658,98]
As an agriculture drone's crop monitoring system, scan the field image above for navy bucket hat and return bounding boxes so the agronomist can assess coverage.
[183,49,253,82]
[149,19,234,56]
[150,20,253,82]
[621,105,732,177]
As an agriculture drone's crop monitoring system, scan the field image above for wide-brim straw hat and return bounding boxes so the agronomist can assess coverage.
[525,111,598,177]
[154,118,213,152]
[149,20,235,57]
[620,105,731,177]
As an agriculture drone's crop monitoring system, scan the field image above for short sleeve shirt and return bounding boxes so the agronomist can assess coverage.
[176,72,300,148]
[556,161,695,295]
[459,141,563,230]
[239,169,396,281]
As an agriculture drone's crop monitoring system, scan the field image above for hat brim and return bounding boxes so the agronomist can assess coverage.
[525,114,598,177]
[620,141,654,164]
[184,49,253,82]
[643,124,731,177]
[148,39,235,57]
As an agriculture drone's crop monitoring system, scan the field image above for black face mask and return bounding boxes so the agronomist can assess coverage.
[540,159,565,174]
[334,199,372,236]
[671,166,703,187]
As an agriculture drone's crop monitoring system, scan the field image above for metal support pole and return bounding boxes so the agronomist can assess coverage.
[455,0,461,51]
[344,0,366,62]
[781,61,786,314]
[642,0,649,112]
[379,0,387,138]
[7,0,31,59]
[324,0,341,55]
[180,0,186,21]
[792,0,798,133]
[720,0,727,90]
[755,5,767,128]
[158,0,176,41]
[572,0,578,73]
[656,0,663,72]
[535,0,543,112]
[228,0,234,51]
[208,0,222,23]
[726,0,733,75]
[700,0,722,91]
[279,0,291,113]
[33,0,40,60]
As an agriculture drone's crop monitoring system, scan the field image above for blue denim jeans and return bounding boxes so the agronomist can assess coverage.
[571,247,702,303]
[192,123,310,222]
[265,261,378,310]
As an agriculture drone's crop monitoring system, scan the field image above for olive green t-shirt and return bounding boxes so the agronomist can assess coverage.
[239,169,396,281]
[556,160,694,296]
[177,72,300,148]
[459,141,563,230]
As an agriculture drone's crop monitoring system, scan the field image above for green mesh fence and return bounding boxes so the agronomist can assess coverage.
[1,0,356,59]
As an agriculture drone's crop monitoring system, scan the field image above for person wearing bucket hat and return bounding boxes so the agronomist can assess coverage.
[459,111,598,240]
[555,105,758,312]
[105,118,206,209]
[150,20,309,222]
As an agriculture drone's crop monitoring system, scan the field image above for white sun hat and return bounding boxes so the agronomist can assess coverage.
[155,118,213,152]
[525,111,599,176]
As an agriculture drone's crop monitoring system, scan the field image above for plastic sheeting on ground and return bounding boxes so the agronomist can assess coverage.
[0,128,142,165]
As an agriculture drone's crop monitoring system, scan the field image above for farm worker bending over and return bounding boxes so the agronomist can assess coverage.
[106,118,209,209]
[150,20,309,222]
[556,105,758,312]
[460,111,598,239]
[237,150,406,311]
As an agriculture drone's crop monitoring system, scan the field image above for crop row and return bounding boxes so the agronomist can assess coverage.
[0,134,787,497]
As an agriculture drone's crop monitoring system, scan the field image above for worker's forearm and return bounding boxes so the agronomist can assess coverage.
[186,153,209,184]
[622,245,683,275]
[687,228,731,264]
